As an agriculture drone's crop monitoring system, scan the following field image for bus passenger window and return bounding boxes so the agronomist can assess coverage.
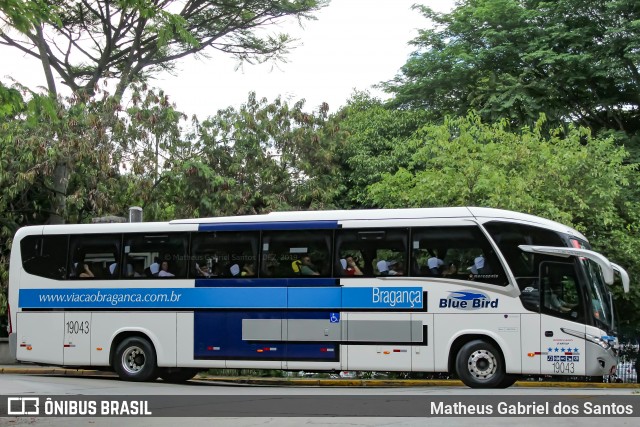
[68,234,121,280]
[261,230,331,278]
[411,226,508,286]
[123,233,189,279]
[190,231,259,279]
[334,229,407,278]
[21,235,68,280]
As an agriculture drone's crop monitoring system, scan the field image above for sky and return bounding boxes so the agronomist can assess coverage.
[0,0,455,118]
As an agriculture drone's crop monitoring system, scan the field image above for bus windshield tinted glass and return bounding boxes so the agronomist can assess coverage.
[582,258,614,332]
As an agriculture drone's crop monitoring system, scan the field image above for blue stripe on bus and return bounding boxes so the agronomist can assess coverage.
[197,221,340,231]
[18,286,423,310]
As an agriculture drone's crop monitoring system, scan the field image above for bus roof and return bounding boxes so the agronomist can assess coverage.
[171,207,587,241]
[15,207,586,242]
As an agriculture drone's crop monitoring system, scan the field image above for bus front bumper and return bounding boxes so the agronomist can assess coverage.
[585,339,617,377]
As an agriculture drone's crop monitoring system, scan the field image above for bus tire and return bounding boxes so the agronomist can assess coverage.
[498,375,518,388]
[114,337,157,382]
[159,368,199,383]
[455,339,506,388]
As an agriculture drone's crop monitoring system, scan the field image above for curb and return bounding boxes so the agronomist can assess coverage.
[2,367,639,388]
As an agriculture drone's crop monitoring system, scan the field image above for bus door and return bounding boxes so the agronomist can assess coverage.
[63,312,92,365]
[539,262,586,376]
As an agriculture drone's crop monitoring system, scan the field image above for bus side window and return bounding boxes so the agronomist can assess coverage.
[334,229,408,278]
[21,235,68,280]
[261,230,332,278]
[540,261,583,321]
[190,231,259,279]
[123,233,189,279]
[68,234,121,280]
[411,226,508,286]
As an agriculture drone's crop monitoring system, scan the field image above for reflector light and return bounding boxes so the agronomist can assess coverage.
[7,303,12,334]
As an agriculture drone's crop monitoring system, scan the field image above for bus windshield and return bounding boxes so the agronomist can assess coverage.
[582,258,615,333]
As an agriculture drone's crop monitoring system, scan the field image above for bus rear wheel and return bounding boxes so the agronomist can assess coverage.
[114,337,157,382]
[159,368,199,383]
[455,339,506,388]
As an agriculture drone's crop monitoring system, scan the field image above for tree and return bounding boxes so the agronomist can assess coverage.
[0,85,132,317]
[384,0,640,147]
[153,92,341,218]
[367,113,640,328]
[325,92,429,208]
[0,0,327,223]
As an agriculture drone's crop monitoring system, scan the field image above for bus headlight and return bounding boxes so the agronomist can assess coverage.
[560,328,612,351]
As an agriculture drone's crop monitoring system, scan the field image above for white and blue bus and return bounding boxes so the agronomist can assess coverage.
[7,207,630,388]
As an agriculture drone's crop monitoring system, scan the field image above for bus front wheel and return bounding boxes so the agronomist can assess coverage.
[114,337,158,382]
[455,339,506,388]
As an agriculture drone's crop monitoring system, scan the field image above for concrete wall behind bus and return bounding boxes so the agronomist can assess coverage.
[0,338,16,364]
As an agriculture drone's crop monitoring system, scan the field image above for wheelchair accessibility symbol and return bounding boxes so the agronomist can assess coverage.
[330,313,340,323]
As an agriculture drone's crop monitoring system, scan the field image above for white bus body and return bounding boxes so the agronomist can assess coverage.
[7,207,629,387]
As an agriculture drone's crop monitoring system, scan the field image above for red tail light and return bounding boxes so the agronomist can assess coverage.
[7,303,12,334]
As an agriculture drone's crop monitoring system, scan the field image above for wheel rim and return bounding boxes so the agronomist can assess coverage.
[467,349,497,380]
[121,345,146,374]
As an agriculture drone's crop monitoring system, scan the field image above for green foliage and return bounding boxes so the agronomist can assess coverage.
[0,0,61,33]
[0,87,135,314]
[326,92,429,208]
[384,0,640,147]
[156,92,341,218]
[0,83,25,118]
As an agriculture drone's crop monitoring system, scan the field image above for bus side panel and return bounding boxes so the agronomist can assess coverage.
[16,312,64,364]
[411,313,434,372]
[176,312,227,369]
[434,314,522,374]
[63,312,92,366]
[91,312,177,367]
[521,313,541,374]
[345,313,413,371]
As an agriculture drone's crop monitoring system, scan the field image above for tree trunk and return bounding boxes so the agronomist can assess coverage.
[49,161,68,225]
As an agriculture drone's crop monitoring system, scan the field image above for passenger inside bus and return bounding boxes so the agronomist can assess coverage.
[78,262,94,278]
[344,256,363,276]
[545,274,577,314]
[158,260,175,277]
[427,254,445,275]
[299,256,320,276]
[442,263,458,277]
[149,262,160,277]
[372,260,403,276]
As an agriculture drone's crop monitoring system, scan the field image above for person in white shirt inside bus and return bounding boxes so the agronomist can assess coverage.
[158,260,175,277]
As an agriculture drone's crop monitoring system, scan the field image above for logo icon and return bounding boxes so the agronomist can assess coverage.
[438,290,499,310]
[330,313,340,323]
[7,397,40,415]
